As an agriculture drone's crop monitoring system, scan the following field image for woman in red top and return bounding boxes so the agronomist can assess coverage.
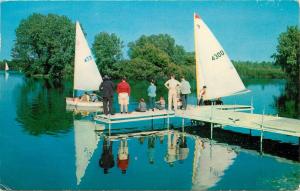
[117,78,131,114]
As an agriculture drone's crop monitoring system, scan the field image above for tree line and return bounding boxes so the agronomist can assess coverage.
[3,13,299,82]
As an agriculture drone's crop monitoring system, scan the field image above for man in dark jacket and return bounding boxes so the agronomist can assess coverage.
[100,75,115,115]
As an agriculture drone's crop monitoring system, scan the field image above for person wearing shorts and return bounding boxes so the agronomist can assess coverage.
[117,78,131,114]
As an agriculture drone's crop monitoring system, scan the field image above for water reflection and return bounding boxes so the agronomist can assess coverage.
[276,81,300,119]
[73,120,241,190]
[74,120,103,185]
[16,78,73,135]
[192,139,237,190]
[117,138,129,174]
[186,122,300,162]
[99,137,114,174]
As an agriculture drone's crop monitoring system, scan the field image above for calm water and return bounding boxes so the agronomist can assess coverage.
[0,72,299,190]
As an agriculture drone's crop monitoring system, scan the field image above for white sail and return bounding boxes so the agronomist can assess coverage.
[74,120,103,185]
[74,22,102,91]
[5,62,9,71]
[194,13,247,100]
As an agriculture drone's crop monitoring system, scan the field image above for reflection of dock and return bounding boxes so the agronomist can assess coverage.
[176,105,300,137]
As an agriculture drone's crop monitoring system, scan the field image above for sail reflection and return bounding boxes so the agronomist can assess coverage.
[192,138,237,190]
[74,120,104,185]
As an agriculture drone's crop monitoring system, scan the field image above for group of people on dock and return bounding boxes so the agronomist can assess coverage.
[99,74,193,115]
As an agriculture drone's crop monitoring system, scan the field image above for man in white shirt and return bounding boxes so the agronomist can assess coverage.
[164,75,181,111]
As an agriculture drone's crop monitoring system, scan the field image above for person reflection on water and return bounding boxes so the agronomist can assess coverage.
[117,138,129,174]
[164,131,179,166]
[147,136,156,164]
[99,138,114,174]
[178,133,189,163]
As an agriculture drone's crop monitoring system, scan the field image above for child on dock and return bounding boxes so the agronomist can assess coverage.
[156,97,166,110]
[136,98,147,112]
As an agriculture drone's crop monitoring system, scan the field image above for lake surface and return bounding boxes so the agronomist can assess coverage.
[0,72,299,190]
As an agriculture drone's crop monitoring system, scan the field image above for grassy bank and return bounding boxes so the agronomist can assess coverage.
[233,61,285,79]
[1,60,285,80]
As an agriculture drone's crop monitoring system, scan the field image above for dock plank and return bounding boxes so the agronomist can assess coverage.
[176,105,300,137]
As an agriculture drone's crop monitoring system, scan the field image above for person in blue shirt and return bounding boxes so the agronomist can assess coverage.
[147,80,156,111]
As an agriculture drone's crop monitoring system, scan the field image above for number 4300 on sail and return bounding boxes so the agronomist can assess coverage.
[212,50,225,61]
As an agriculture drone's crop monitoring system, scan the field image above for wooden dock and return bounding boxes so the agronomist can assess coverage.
[94,104,300,138]
[94,109,175,124]
[176,105,300,137]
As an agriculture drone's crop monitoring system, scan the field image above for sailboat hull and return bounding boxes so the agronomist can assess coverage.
[66,97,103,111]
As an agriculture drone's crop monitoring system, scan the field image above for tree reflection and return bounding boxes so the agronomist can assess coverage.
[275,81,300,119]
[16,78,73,136]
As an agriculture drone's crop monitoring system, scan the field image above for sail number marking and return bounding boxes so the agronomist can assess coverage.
[212,50,225,61]
[84,55,93,63]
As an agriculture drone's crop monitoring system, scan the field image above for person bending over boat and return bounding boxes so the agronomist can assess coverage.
[135,98,147,112]
[164,75,181,111]
[90,91,100,102]
[198,86,207,105]
[117,77,131,114]
[155,96,166,110]
[100,75,115,115]
[180,76,191,110]
[80,92,90,102]
[147,80,156,111]
[215,97,223,105]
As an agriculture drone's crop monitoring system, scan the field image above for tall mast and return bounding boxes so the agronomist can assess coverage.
[194,13,201,100]
[73,21,79,98]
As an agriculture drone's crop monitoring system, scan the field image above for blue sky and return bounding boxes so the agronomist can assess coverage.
[0,1,298,61]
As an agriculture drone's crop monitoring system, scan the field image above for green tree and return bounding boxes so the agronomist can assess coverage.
[92,32,124,77]
[272,26,300,82]
[11,13,75,79]
[127,34,193,79]
[128,34,192,66]
[272,26,300,118]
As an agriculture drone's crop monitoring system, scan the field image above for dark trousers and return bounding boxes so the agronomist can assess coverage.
[103,96,113,115]
[198,97,204,106]
[149,97,155,109]
[181,94,188,110]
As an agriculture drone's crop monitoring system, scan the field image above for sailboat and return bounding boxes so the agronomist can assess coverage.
[66,21,103,109]
[74,119,104,185]
[194,13,249,101]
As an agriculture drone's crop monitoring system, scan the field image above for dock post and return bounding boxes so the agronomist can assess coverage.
[260,107,265,154]
[182,118,185,132]
[167,114,170,129]
[210,123,213,140]
[251,96,254,114]
[210,102,213,121]
[108,123,111,136]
